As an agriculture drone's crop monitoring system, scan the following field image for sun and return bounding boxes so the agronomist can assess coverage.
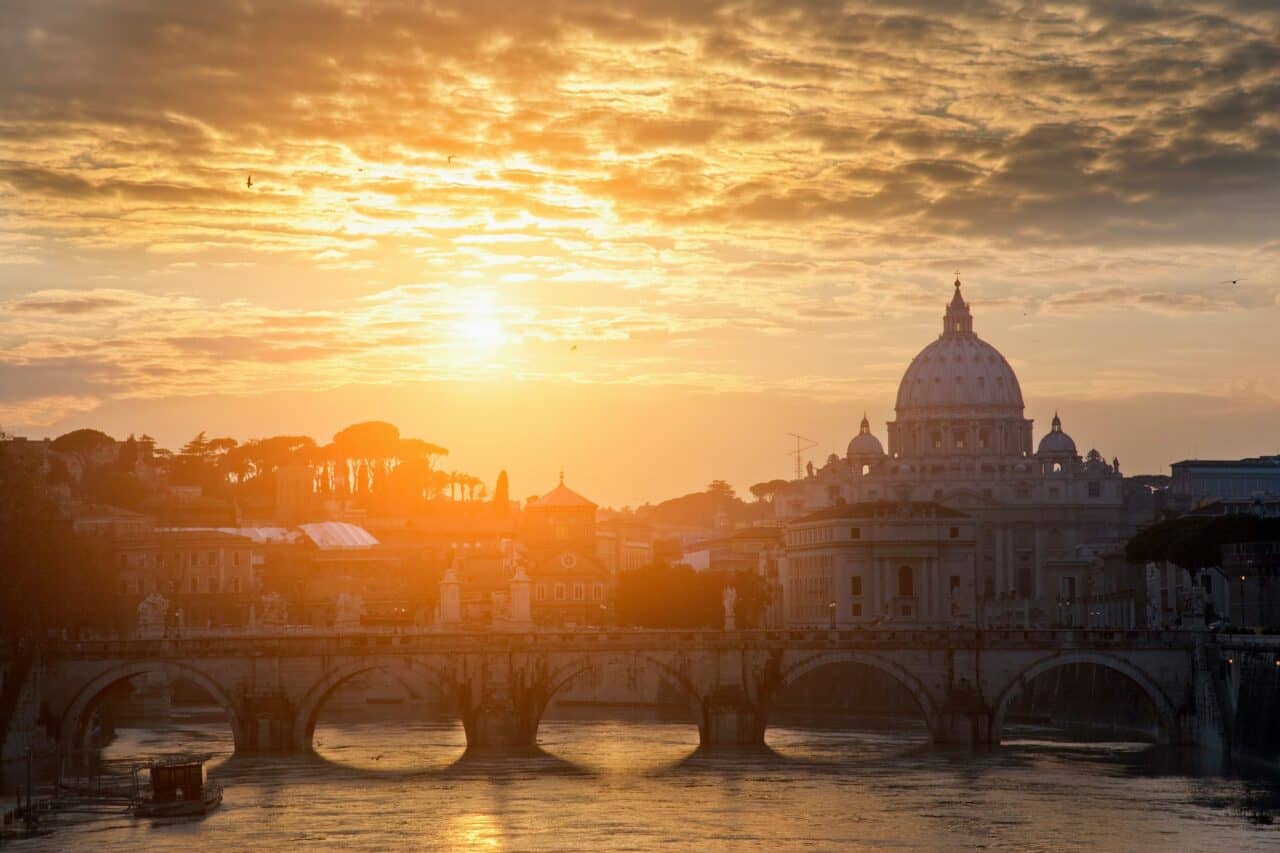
[453,291,507,353]
[458,314,505,351]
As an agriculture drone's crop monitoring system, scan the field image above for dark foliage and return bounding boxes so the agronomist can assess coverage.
[1125,514,1280,570]
[616,562,768,629]
[0,448,111,645]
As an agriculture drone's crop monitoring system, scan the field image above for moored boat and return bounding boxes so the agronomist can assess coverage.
[132,754,222,818]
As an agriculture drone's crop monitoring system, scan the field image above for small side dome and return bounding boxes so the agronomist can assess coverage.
[1037,412,1077,456]
[1084,448,1111,474]
[847,413,886,458]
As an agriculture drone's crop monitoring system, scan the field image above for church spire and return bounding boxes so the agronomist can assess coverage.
[860,412,870,434]
[943,275,974,337]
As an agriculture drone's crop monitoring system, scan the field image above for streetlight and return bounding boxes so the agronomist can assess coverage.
[828,600,837,630]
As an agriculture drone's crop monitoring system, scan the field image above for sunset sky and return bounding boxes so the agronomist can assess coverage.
[2,1,1278,506]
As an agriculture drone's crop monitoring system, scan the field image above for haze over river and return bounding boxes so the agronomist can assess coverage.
[20,711,1280,851]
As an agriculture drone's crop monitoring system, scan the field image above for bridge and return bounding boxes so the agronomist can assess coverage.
[29,627,1237,758]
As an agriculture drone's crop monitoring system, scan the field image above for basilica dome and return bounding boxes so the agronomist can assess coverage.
[1036,413,1077,456]
[847,414,885,458]
[894,279,1024,416]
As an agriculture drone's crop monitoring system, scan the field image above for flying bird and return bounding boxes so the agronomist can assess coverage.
[1220,279,1245,285]
[373,754,383,761]
[246,175,253,189]
[571,344,578,351]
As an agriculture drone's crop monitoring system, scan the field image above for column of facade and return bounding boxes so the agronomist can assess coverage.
[1005,526,1016,596]
[936,557,945,621]
[918,560,929,624]
[926,557,937,623]
[1033,527,1046,601]
[994,527,1006,597]
[875,555,885,614]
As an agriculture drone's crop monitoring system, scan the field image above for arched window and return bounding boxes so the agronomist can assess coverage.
[536,584,547,601]
[932,431,943,449]
[573,583,585,601]
[898,565,914,597]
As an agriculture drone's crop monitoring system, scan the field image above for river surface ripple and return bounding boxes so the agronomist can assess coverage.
[18,716,1280,852]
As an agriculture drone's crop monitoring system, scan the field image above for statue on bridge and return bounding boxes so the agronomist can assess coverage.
[260,593,288,630]
[334,593,364,631]
[136,593,169,639]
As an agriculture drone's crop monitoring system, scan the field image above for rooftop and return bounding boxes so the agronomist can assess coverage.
[796,500,969,523]
[528,476,597,509]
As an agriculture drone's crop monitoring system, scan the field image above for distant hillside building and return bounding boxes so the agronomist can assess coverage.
[1169,456,1280,511]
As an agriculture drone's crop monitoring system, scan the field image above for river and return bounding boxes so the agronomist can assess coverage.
[15,711,1280,851]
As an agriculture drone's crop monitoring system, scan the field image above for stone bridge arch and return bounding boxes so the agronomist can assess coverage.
[539,651,705,721]
[775,650,942,736]
[292,657,460,751]
[992,651,1179,744]
[57,660,245,757]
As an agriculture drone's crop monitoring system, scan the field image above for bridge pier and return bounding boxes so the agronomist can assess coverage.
[236,694,296,754]
[461,698,540,751]
[699,686,766,748]
[932,683,994,747]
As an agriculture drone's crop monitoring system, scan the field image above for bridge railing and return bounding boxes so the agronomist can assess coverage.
[38,626,1203,659]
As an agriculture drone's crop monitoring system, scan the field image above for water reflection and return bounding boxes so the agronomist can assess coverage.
[20,712,1280,851]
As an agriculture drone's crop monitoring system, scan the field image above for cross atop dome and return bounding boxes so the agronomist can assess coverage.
[943,275,973,336]
[859,412,871,434]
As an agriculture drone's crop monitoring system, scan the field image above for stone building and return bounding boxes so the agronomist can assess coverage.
[523,476,614,627]
[777,279,1131,627]
[783,501,976,627]
[114,529,258,630]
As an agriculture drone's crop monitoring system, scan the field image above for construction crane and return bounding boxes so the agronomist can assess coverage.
[785,432,819,479]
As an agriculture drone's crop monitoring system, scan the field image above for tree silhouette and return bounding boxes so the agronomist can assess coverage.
[51,428,116,472]
[494,470,510,511]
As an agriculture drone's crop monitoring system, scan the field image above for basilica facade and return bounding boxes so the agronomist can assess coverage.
[777,279,1130,628]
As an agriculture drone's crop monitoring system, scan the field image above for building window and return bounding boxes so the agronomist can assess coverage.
[120,579,129,595]
[851,602,862,617]
[955,434,966,450]
[233,552,241,566]
[949,526,959,539]
[554,583,566,601]
[189,577,198,592]
[850,576,862,596]
[932,431,942,449]
[573,583,585,601]
[231,578,240,594]
[207,576,217,592]
[555,524,569,541]
[536,584,547,601]
[898,565,914,597]
[1088,481,1101,498]
[592,583,604,601]
[850,527,860,539]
